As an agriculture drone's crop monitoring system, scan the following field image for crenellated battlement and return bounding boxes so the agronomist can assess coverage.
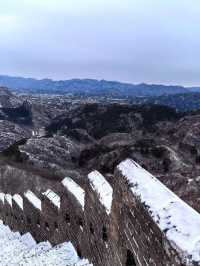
[0,158,200,266]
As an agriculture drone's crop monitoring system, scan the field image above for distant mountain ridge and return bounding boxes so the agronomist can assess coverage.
[0,74,200,96]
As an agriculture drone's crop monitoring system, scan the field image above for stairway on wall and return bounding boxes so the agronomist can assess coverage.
[0,220,92,266]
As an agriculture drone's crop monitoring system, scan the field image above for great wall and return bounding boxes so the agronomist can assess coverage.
[1,158,200,266]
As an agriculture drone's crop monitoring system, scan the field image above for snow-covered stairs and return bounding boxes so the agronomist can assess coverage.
[0,221,92,266]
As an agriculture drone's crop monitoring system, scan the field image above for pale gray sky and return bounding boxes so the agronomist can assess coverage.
[0,0,200,85]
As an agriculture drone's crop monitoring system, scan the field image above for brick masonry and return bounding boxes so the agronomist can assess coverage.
[0,160,199,266]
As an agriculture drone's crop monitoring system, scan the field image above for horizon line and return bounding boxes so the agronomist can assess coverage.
[0,73,199,88]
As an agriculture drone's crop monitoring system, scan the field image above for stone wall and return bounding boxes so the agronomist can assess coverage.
[113,168,182,266]
[0,159,200,266]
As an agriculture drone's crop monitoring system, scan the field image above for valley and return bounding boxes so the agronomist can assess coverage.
[0,86,200,215]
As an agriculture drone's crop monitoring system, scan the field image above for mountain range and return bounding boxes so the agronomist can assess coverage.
[0,75,200,96]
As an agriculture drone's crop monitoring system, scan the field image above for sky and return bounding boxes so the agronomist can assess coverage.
[0,0,200,86]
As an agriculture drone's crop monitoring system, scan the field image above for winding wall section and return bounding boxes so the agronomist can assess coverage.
[0,159,200,266]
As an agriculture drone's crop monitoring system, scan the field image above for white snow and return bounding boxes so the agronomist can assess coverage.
[13,194,23,210]
[24,190,41,211]
[88,170,113,215]
[118,158,200,263]
[42,189,60,209]
[62,177,85,210]
[0,193,5,203]
[0,220,92,265]
[21,232,36,248]
[5,194,12,207]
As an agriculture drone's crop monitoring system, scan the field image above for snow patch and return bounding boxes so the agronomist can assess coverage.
[24,190,41,211]
[21,232,36,248]
[42,189,60,209]
[0,220,92,265]
[118,158,200,263]
[88,170,113,215]
[5,194,12,207]
[0,193,5,203]
[13,194,23,210]
[62,177,85,210]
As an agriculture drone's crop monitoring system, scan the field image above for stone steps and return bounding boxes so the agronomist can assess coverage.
[0,220,92,266]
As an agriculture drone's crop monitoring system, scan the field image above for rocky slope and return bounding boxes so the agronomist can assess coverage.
[131,92,200,112]
[0,87,22,108]
[0,88,68,152]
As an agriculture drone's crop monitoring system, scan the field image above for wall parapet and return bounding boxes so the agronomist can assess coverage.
[117,159,200,265]
[0,158,200,266]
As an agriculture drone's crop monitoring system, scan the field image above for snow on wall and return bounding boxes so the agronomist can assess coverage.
[43,189,60,209]
[88,170,113,215]
[0,193,5,203]
[13,194,23,210]
[62,177,85,210]
[5,194,12,207]
[24,190,41,211]
[118,158,200,263]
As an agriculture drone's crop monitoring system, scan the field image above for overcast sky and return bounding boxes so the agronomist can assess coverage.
[0,0,200,86]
